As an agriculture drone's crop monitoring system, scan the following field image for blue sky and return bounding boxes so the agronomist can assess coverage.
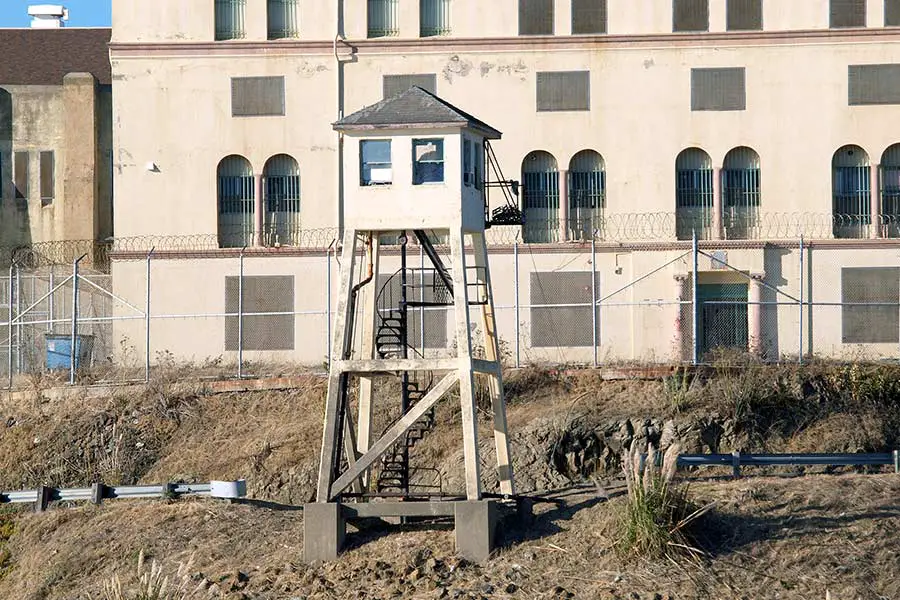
[0,0,110,27]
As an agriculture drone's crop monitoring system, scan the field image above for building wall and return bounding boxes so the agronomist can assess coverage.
[0,75,113,248]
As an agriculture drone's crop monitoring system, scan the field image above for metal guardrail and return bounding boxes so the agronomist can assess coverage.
[672,451,900,478]
[0,481,244,512]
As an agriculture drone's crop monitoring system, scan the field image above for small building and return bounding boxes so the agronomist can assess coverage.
[0,24,113,258]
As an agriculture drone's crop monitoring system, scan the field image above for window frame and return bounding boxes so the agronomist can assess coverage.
[673,0,710,32]
[726,0,763,31]
[830,0,867,28]
[360,139,393,186]
[412,138,445,185]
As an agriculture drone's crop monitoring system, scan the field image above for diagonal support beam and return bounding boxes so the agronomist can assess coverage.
[328,371,458,500]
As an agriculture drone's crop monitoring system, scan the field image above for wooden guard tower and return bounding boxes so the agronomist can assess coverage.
[303,88,517,563]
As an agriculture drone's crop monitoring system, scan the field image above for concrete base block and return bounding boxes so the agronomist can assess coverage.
[302,503,346,563]
[454,500,499,563]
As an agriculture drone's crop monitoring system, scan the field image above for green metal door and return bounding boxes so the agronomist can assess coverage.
[698,283,748,357]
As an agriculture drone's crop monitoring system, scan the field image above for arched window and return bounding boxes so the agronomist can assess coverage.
[832,145,870,239]
[215,0,247,40]
[722,146,760,239]
[880,144,900,237]
[521,151,559,243]
[263,154,301,246]
[568,150,605,241]
[675,148,713,240]
[217,155,255,248]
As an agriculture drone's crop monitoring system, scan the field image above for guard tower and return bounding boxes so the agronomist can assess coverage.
[304,88,521,563]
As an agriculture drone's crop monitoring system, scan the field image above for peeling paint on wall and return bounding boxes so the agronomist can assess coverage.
[496,60,529,81]
[296,62,329,78]
[442,55,473,83]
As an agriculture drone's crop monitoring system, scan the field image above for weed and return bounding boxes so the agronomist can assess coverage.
[103,550,213,600]
[661,367,695,413]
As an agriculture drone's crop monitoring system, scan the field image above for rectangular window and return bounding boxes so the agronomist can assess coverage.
[831,0,866,28]
[225,276,295,351]
[368,0,399,37]
[691,67,746,111]
[537,71,591,112]
[420,0,451,36]
[268,0,299,39]
[673,0,709,32]
[361,140,392,185]
[888,0,900,26]
[727,0,762,30]
[413,139,444,185]
[14,151,28,200]
[519,0,554,35]
[474,141,484,191]
[463,139,474,186]
[842,267,900,343]
[232,77,286,117]
[40,151,54,206]
[530,272,598,347]
[383,74,437,98]
[572,0,607,34]
[215,0,247,40]
[849,64,900,105]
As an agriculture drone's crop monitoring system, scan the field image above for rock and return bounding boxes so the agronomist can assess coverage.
[504,583,518,593]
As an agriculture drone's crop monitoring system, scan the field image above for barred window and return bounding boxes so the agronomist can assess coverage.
[530,272,598,348]
[14,151,28,200]
[519,0,554,35]
[232,77,286,117]
[888,0,900,26]
[691,68,746,111]
[842,268,900,344]
[830,0,866,28]
[420,0,451,36]
[572,0,607,34]
[268,0,299,39]
[225,276,295,351]
[673,0,709,32]
[40,151,54,206]
[383,74,437,98]
[849,64,900,105]
[536,71,590,112]
[369,0,400,37]
[215,0,247,40]
[727,0,762,31]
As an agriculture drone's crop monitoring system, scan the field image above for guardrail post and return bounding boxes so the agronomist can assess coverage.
[163,482,176,499]
[35,486,52,512]
[731,450,741,479]
[894,449,899,474]
[91,482,106,505]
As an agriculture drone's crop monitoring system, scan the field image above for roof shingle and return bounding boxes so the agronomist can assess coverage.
[334,86,502,138]
[0,28,111,86]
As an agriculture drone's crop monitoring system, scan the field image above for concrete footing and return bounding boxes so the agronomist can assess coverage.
[302,500,502,563]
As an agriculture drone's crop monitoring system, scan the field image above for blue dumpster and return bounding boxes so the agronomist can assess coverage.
[45,335,94,371]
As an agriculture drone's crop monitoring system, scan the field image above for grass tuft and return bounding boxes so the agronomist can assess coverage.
[102,550,213,600]
[616,443,712,561]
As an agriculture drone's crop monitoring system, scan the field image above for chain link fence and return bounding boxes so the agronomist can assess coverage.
[2,228,900,387]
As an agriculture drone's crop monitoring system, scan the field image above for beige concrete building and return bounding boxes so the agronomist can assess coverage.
[0,27,113,255]
[107,0,900,366]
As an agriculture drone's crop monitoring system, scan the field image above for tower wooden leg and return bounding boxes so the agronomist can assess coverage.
[315,230,359,502]
[472,232,515,496]
[450,228,482,501]
[357,238,380,488]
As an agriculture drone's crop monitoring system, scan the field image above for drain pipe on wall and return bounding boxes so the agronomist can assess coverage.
[334,1,347,235]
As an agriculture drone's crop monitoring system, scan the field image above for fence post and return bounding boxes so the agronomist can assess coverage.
[145,249,154,383]
[48,267,54,334]
[7,264,14,390]
[591,237,598,368]
[513,241,520,369]
[798,236,804,365]
[69,254,87,386]
[15,266,21,375]
[692,230,699,365]
[326,246,333,369]
[238,248,245,379]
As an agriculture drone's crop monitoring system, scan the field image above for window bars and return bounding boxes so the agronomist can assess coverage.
[263,155,301,246]
[268,0,300,39]
[568,150,606,241]
[522,152,560,243]
[368,0,400,37]
[420,0,451,36]
[675,149,714,240]
[215,0,247,40]
[218,156,255,248]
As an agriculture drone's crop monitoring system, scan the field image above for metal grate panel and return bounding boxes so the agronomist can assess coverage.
[225,276,295,351]
[383,74,437,98]
[530,272,597,348]
[231,77,286,117]
[572,0,607,34]
[849,64,900,105]
[691,67,746,111]
[831,0,866,28]
[674,0,709,32]
[727,0,762,30]
[519,0,554,35]
[842,267,899,343]
[536,71,590,112]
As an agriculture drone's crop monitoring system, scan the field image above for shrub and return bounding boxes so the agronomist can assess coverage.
[616,443,711,560]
